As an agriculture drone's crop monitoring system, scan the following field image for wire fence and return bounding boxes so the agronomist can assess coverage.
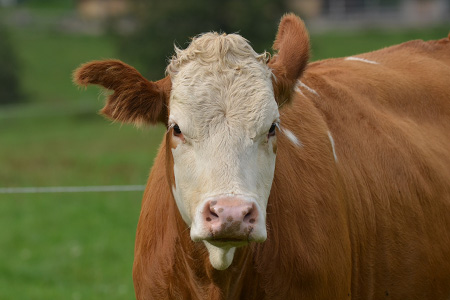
[0,185,146,194]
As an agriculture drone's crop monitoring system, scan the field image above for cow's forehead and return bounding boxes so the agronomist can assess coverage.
[171,66,277,121]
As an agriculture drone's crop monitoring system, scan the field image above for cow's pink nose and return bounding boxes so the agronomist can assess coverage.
[203,197,259,240]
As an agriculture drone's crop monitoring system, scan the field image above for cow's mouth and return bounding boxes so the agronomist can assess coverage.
[206,238,249,248]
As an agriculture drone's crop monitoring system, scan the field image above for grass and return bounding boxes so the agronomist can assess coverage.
[1,114,165,187]
[1,6,448,298]
[12,29,117,104]
[0,192,141,300]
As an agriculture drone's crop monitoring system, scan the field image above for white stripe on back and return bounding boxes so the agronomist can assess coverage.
[296,80,319,97]
[345,56,379,65]
[327,131,338,162]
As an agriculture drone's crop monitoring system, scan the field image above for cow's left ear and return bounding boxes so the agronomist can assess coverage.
[73,59,171,126]
[268,13,310,106]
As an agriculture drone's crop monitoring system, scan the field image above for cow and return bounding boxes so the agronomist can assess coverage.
[73,14,450,300]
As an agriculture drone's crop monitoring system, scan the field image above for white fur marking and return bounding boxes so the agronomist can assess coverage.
[297,80,319,97]
[294,85,306,98]
[165,33,276,270]
[345,56,379,65]
[281,127,302,147]
[327,131,338,162]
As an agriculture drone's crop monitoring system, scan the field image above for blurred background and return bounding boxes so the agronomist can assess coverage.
[0,0,448,299]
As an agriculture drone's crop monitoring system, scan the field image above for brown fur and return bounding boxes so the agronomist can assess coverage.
[75,14,450,300]
[73,59,171,125]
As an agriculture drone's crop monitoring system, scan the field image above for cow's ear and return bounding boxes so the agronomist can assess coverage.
[268,14,310,106]
[73,59,171,126]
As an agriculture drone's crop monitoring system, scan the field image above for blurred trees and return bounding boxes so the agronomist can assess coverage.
[0,23,24,105]
[117,0,288,80]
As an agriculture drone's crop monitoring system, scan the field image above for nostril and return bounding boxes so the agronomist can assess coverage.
[243,205,256,224]
[205,206,219,222]
[210,206,219,217]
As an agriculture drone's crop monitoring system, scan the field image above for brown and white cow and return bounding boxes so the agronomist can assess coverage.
[74,14,450,300]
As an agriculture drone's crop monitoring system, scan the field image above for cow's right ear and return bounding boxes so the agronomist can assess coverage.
[73,59,171,126]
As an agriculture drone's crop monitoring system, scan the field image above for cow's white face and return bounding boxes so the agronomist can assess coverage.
[166,33,279,269]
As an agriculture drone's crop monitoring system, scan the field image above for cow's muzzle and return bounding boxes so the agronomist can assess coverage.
[192,196,266,246]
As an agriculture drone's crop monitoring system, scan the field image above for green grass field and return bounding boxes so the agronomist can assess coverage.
[1,6,448,298]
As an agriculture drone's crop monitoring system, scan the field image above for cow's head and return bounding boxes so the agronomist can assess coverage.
[73,14,309,270]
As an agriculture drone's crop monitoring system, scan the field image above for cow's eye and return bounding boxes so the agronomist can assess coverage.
[173,124,182,136]
[268,123,277,137]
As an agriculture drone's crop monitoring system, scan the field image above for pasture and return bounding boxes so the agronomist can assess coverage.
[1,13,448,299]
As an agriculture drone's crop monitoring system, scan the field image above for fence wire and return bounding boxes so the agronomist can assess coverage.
[0,185,146,194]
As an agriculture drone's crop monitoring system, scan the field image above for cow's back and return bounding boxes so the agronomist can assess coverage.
[281,36,450,298]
